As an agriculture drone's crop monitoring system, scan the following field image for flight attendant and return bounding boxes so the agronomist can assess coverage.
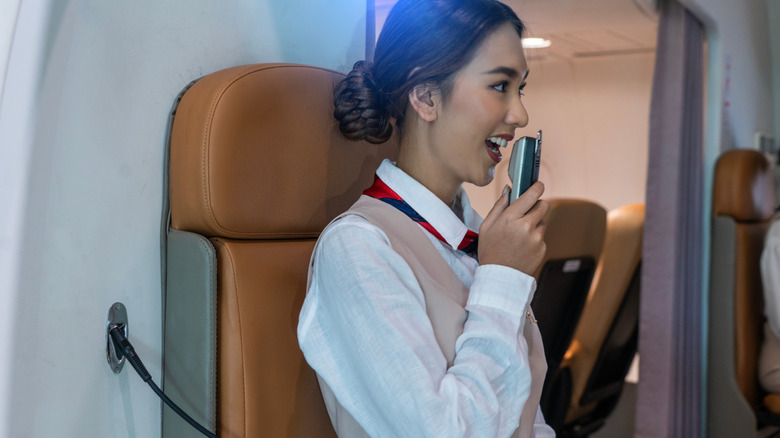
[298,0,553,436]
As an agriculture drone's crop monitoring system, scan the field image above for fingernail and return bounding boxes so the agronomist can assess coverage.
[502,185,510,196]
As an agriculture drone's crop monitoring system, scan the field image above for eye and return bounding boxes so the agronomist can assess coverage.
[491,81,508,92]
[518,83,527,97]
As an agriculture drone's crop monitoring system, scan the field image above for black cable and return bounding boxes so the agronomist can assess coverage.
[109,325,218,438]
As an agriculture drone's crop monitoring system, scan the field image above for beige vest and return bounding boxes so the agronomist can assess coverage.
[318,196,548,437]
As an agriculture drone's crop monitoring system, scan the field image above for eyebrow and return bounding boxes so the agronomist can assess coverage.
[482,66,530,82]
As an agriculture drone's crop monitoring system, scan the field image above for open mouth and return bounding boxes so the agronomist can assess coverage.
[485,136,508,163]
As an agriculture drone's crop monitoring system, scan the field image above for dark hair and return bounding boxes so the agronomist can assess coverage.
[334,0,525,144]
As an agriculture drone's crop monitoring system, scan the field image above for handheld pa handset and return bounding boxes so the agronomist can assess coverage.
[508,129,542,203]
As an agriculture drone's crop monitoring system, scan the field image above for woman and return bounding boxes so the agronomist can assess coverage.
[297,0,552,436]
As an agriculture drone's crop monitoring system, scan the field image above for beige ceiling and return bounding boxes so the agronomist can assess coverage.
[374,0,659,59]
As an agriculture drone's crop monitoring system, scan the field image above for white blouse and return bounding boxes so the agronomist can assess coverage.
[298,160,555,437]
[762,218,780,338]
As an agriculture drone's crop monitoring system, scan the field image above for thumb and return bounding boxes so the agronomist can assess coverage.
[482,185,510,230]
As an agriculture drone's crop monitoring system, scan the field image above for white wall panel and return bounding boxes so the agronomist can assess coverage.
[769,0,780,144]
[0,0,365,436]
[682,0,773,152]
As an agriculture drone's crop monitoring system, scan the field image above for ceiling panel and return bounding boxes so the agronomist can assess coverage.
[507,0,658,58]
[374,0,658,59]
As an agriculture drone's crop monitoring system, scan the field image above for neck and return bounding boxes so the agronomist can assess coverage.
[396,141,459,207]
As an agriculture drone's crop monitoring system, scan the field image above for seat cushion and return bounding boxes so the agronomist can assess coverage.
[213,238,336,438]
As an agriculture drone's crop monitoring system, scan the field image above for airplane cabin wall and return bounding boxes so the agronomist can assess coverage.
[679,0,774,154]
[637,0,773,436]
[770,0,780,148]
[0,1,21,103]
[1,0,776,437]
[0,0,366,437]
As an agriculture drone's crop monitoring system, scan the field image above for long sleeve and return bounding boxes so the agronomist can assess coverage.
[298,215,538,437]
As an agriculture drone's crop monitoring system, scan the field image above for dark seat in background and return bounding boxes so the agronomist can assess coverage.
[163,63,397,437]
[532,199,607,428]
[532,199,607,372]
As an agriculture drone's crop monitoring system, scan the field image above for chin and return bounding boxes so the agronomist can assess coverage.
[486,166,497,184]
[473,168,495,187]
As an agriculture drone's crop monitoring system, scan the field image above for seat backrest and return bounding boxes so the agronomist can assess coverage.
[163,63,398,438]
[708,149,775,437]
[562,204,644,426]
[531,198,607,372]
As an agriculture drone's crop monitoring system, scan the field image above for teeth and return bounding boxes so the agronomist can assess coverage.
[487,137,508,148]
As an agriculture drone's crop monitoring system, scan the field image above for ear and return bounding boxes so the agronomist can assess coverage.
[408,83,440,123]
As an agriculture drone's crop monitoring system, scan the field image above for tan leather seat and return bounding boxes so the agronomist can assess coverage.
[708,149,777,437]
[560,204,644,432]
[163,63,397,437]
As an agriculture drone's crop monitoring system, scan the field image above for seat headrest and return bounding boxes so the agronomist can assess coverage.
[542,198,607,263]
[607,204,645,243]
[713,149,775,222]
[170,63,398,239]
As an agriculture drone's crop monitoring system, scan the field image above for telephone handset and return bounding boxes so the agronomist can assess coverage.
[508,129,542,203]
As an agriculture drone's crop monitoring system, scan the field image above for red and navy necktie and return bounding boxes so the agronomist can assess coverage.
[363,176,479,254]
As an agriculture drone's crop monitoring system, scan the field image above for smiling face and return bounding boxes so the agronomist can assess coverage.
[397,22,529,203]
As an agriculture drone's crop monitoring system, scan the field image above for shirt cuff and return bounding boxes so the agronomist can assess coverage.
[467,264,536,317]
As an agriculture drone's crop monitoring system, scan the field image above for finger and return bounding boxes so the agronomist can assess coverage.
[507,181,545,215]
[522,199,549,225]
[482,185,511,230]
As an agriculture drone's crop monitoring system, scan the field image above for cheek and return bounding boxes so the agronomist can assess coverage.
[455,95,499,128]
[447,85,495,121]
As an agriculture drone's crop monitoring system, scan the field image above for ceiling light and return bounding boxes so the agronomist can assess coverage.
[522,38,552,49]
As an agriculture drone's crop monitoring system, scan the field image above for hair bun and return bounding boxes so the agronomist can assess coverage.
[333,60,393,144]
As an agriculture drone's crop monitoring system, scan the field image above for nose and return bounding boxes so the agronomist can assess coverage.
[505,94,528,128]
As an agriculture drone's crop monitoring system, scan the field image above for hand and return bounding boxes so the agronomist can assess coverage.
[478,182,548,275]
